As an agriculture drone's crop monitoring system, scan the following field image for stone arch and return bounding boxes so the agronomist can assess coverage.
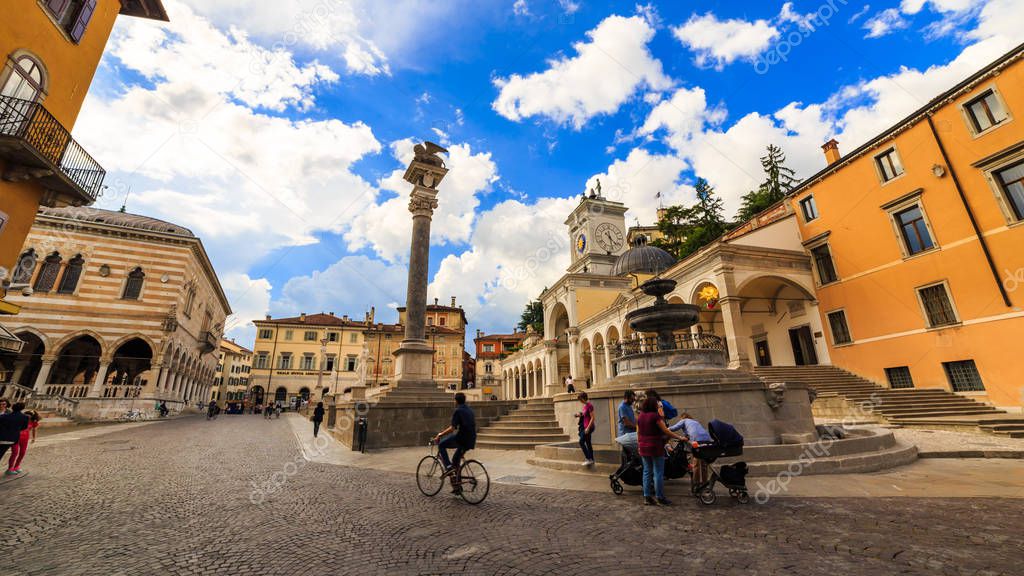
[103,337,154,397]
[544,301,571,342]
[591,331,608,387]
[53,330,107,358]
[48,334,103,396]
[0,330,46,389]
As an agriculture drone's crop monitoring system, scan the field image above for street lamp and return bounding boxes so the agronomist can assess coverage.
[314,337,328,409]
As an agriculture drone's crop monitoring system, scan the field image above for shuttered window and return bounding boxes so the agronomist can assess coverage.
[68,0,97,43]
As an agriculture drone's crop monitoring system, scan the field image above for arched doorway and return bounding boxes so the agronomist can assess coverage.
[736,275,822,367]
[546,302,571,384]
[274,386,287,404]
[105,338,154,398]
[299,387,310,401]
[0,331,45,391]
[50,335,102,397]
[250,385,265,405]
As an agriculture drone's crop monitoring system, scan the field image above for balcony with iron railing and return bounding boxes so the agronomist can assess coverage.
[0,95,105,205]
[199,331,219,354]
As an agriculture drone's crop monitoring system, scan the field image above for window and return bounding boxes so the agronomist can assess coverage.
[327,332,338,342]
[304,330,317,341]
[826,310,852,345]
[438,316,446,326]
[894,205,935,256]
[255,353,269,369]
[1,54,45,102]
[483,343,494,353]
[799,195,818,221]
[122,267,144,300]
[485,363,493,374]
[964,89,1007,133]
[301,354,315,370]
[345,356,357,372]
[810,244,838,285]
[33,252,61,293]
[12,249,37,284]
[943,360,985,392]
[56,254,84,294]
[278,354,292,370]
[875,148,904,182]
[183,285,196,317]
[885,366,914,389]
[284,330,293,341]
[917,283,958,328]
[349,332,358,343]
[994,159,1024,222]
[427,317,434,326]
[42,0,97,44]
[258,329,273,340]
[325,356,335,372]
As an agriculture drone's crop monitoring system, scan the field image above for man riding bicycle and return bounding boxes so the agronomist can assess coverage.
[432,392,476,493]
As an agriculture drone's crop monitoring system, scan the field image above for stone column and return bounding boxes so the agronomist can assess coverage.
[543,342,559,397]
[392,148,449,385]
[603,348,614,386]
[567,328,581,384]
[157,367,169,395]
[33,356,56,392]
[719,296,751,369]
[88,360,112,397]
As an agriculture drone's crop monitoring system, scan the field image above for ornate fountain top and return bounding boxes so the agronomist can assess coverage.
[610,235,677,277]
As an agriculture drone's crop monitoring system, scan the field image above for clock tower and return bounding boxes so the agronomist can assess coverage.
[565,186,628,276]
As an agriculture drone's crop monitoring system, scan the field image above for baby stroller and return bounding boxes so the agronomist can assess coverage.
[687,419,750,505]
[609,433,689,495]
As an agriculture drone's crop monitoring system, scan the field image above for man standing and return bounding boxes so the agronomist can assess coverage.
[564,375,575,394]
[617,390,636,437]
[432,393,477,493]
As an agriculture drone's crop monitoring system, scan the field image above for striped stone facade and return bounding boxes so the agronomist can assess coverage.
[0,206,231,418]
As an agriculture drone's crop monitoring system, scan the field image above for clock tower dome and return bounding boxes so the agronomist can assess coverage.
[565,182,628,275]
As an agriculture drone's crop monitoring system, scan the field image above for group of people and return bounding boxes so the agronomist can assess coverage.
[575,389,712,506]
[0,398,41,477]
[253,403,282,419]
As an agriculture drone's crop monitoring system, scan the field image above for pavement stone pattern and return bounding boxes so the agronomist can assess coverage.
[0,416,1019,576]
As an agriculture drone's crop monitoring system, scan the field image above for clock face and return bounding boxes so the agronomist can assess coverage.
[576,233,586,254]
[595,223,624,251]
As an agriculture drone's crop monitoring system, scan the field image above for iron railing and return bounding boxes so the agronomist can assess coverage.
[611,333,725,359]
[0,95,105,201]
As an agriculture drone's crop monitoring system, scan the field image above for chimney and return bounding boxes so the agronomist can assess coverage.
[434,297,439,306]
[822,139,840,165]
[329,311,334,316]
[265,314,271,321]
[342,314,349,321]
[300,312,306,322]
[451,296,456,307]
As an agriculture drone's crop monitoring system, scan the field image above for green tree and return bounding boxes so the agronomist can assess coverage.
[651,178,728,260]
[517,300,544,333]
[736,144,801,221]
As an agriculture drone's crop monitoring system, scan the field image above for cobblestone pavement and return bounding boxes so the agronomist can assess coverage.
[1,416,1019,576]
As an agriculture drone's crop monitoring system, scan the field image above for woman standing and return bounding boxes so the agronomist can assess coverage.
[6,409,38,474]
[637,395,686,506]
[574,392,595,466]
[312,402,325,438]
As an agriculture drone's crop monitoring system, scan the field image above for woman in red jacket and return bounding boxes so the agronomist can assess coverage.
[637,395,686,505]
[7,409,39,474]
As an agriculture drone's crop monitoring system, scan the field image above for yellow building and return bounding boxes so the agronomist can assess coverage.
[396,297,467,389]
[788,43,1024,409]
[250,312,369,406]
[0,0,168,341]
[212,338,251,406]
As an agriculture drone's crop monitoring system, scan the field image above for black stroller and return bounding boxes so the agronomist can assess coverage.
[687,419,750,505]
[609,433,689,495]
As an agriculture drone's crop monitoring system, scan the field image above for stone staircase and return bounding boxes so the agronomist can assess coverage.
[371,380,453,404]
[752,365,1024,438]
[476,398,570,450]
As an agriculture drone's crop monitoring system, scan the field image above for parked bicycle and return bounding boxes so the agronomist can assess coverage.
[121,409,146,422]
[416,440,490,505]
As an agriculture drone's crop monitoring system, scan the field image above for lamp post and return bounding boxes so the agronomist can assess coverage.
[314,337,328,409]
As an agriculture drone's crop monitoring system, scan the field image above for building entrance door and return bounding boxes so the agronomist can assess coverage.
[754,340,772,367]
[788,326,818,366]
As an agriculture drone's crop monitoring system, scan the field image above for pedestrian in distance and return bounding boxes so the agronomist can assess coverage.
[574,392,595,466]
[312,402,325,438]
[637,395,687,506]
[564,375,575,394]
[274,403,282,419]
[7,409,39,474]
[0,402,30,471]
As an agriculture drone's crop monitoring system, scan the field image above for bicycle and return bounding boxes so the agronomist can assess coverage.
[121,409,145,422]
[416,440,490,505]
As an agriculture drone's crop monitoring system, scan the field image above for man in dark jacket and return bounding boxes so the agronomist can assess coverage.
[432,393,476,492]
[0,402,30,462]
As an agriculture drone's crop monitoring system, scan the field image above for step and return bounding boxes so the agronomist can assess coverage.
[475,438,570,450]
[476,430,569,442]
[487,420,564,429]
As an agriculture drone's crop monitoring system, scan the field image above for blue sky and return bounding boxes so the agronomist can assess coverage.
[75,0,1022,350]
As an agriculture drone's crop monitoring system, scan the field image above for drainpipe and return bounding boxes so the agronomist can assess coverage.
[926,114,1012,308]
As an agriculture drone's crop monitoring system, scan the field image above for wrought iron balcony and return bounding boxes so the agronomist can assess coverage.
[0,95,105,205]
[199,331,219,354]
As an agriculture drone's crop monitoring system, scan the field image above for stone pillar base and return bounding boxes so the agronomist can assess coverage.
[393,340,435,383]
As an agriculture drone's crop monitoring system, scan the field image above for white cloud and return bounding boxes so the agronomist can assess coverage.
[492,14,672,129]
[558,0,581,15]
[672,12,779,70]
[222,273,272,342]
[513,0,530,17]
[583,149,688,226]
[968,0,1024,41]
[900,0,982,14]
[863,8,909,38]
[848,4,872,23]
[640,87,726,154]
[273,256,409,319]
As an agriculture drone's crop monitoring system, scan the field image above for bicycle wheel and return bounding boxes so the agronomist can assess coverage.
[416,456,445,497]
[458,460,490,505]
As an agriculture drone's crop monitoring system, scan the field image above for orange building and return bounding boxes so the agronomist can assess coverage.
[789,43,1024,409]
[0,0,167,346]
